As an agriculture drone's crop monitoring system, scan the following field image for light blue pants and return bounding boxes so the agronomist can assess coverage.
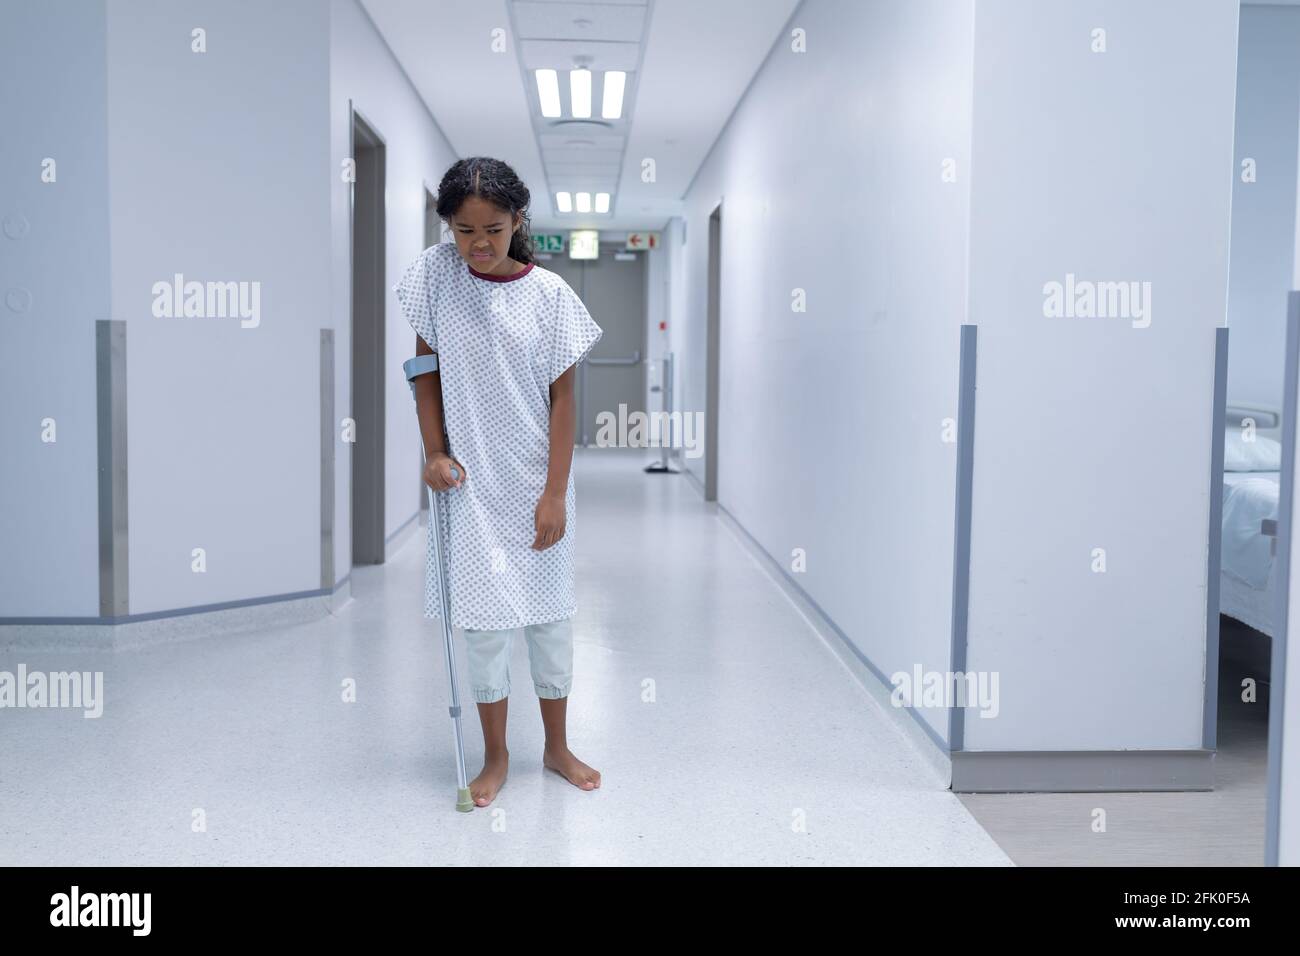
[456,617,574,703]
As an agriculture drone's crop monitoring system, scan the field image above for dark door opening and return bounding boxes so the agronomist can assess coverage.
[350,107,386,565]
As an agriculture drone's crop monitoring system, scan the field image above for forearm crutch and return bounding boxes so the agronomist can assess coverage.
[403,353,474,813]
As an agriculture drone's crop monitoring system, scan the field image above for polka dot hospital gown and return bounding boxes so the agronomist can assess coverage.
[393,242,603,630]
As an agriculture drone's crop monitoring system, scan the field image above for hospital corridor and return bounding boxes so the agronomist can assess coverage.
[2,0,1299,912]
[0,448,1013,866]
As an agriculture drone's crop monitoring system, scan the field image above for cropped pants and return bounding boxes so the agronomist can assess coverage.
[455,617,574,703]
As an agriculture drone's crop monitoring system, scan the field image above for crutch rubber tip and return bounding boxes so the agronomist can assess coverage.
[456,788,475,812]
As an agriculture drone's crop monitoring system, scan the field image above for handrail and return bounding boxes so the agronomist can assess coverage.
[586,349,641,366]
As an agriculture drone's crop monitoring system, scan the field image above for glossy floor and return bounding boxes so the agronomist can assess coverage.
[0,448,1011,866]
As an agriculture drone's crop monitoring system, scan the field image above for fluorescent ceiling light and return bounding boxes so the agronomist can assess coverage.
[576,192,591,213]
[595,192,610,213]
[601,71,625,119]
[536,69,561,117]
[570,69,591,119]
[556,192,572,212]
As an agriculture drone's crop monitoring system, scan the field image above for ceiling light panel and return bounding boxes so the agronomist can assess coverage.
[508,0,651,219]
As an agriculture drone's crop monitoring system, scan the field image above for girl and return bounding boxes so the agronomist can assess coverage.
[393,157,603,808]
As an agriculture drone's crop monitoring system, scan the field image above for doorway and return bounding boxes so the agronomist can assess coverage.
[417,186,440,519]
[1222,2,1300,863]
[705,202,722,501]
[424,185,440,251]
[350,107,386,565]
[543,246,646,446]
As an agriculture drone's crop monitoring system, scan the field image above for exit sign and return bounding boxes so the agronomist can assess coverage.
[569,230,599,260]
[534,234,565,253]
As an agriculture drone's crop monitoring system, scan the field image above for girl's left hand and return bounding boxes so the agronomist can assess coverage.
[532,493,566,550]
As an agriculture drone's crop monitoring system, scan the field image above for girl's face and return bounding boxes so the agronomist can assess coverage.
[449,195,521,272]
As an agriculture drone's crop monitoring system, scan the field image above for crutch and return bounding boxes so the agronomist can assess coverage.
[403,353,474,813]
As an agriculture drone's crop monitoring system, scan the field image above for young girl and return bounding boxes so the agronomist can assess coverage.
[393,157,603,808]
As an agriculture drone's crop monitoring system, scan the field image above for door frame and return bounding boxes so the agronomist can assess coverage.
[705,201,722,501]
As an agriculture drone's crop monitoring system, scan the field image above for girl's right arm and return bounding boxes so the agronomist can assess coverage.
[414,333,465,490]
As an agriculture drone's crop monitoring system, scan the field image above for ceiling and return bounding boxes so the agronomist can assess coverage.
[359,0,801,232]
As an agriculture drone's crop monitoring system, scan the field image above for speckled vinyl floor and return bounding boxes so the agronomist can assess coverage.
[958,621,1270,866]
[0,448,1011,866]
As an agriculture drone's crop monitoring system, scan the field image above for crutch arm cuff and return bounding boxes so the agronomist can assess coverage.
[403,353,440,382]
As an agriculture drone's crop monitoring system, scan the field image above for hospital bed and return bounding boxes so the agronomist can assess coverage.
[1220,404,1282,637]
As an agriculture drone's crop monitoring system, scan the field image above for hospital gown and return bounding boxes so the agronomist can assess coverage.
[393,242,603,629]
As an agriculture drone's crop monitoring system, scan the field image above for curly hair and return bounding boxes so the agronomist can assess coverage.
[435,156,535,264]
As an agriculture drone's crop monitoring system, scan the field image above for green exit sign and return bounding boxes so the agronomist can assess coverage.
[534,234,565,253]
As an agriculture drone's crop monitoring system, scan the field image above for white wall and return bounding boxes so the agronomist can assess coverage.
[1227,2,1300,413]
[3,0,458,621]
[328,0,459,572]
[0,0,111,618]
[674,0,975,744]
[104,0,331,615]
[963,0,1240,750]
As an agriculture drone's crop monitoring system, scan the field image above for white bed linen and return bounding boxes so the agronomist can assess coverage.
[1220,471,1279,636]
[1222,471,1279,589]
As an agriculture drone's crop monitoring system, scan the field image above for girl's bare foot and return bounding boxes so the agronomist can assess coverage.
[543,745,601,791]
[469,751,509,807]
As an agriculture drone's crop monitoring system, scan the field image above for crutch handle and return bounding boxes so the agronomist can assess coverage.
[424,459,461,484]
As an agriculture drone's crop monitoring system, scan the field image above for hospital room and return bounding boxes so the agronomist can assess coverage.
[1215,0,1300,874]
[0,0,1295,928]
